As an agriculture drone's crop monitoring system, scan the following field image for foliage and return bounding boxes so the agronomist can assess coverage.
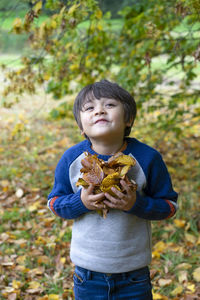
[1,0,200,134]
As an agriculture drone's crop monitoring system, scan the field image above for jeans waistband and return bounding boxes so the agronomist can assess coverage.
[75,265,149,280]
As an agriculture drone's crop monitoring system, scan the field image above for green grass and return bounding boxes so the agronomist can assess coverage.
[0,11,48,31]
[0,54,23,67]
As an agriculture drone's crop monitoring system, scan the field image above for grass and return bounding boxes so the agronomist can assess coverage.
[0,54,23,67]
[0,11,48,31]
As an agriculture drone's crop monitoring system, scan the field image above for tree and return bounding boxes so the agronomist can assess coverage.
[1,0,200,133]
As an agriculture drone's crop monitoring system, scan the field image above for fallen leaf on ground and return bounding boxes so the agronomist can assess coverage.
[170,285,183,296]
[192,267,200,282]
[158,278,172,286]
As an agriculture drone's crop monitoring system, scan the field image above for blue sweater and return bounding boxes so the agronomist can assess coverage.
[48,138,178,273]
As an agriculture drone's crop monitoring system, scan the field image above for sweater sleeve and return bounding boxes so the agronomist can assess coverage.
[126,151,178,220]
[47,155,91,219]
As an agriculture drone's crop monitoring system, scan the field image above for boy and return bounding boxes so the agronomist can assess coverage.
[48,79,178,299]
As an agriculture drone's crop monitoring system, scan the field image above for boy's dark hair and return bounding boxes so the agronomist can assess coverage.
[73,79,137,138]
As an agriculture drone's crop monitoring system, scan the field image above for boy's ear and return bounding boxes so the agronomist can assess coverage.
[81,130,85,136]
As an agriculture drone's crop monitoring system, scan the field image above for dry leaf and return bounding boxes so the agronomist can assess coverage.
[48,295,60,300]
[152,291,166,299]
[178,270,188,283]
[28,281,41,289]
[170,285,183,296]
[16,255,26,265]
[174,219,186,228]
[185,233,196,243]
[12,280,22,289]
[8,294,17,300]
[158,278,172,286]
[177,263,192,270]
[76,152,137,218]
[192,267,200,282]
[186,283,196,293]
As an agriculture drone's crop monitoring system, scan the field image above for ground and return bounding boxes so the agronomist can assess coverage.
[0,83,200,299]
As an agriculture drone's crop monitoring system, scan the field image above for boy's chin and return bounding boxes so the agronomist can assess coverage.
[89,131,123,141]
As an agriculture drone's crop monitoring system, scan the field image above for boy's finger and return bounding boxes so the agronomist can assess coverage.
[105,192,120,203]
[92,192,105,202]
[111,186,124,198]
[87,184,94,193]
[120,180,130,193]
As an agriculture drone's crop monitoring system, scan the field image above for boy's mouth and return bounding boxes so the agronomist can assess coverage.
[95,118,108,124]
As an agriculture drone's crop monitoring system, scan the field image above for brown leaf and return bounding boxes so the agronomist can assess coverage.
[76,152,137,218]
[107,152,136,167]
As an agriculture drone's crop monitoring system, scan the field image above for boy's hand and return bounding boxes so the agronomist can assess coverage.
[81,184,105,210]
[103,179,136,211]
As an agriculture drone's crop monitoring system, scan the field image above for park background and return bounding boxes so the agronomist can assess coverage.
[0,0,199,299]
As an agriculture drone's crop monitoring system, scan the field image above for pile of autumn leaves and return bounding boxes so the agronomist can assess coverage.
[76,152,137,218]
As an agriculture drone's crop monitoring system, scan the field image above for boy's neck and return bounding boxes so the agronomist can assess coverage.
[91,139,127,156]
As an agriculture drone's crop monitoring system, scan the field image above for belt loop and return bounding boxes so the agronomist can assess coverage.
[87,269,92,280]
[122,272,126,280]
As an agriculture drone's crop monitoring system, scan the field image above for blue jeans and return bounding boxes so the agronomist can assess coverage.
[73,265,152,300]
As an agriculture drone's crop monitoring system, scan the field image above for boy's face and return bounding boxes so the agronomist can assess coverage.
[80,98,131,143]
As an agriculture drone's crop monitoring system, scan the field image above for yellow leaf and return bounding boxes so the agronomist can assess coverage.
[158,278,172,286]
[43,73,50,81]
[48,295,60,300]
[119,165,131,177]
[97,23,103,31]
[178,270,188,283]
[15,265,30,272]
[68,4,80,15]
[60,257,66,264]
[13,18,22,27]
[34,1,42,14]
[0,180,9,187]
[186,283,195,293]
[69,63,79,71]
[173,219,186,228]
[28,201,40,212]
[193,267,200,282]
[152,251,161,259]
[185,232,196,243]
[177,263,192,270]
[16,255,26,265]
[12,280,21,289]
[28,267,44,276]
[170,285,183,296]
[50,20,57,29]
[101,172,119,188]
[95,9,103,19]
[37,255,49,264]
[153,241,166,252]
[152,291,163,299]
[28,281,41,289]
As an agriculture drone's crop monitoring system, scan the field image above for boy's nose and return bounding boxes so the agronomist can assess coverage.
[95,105,105,115]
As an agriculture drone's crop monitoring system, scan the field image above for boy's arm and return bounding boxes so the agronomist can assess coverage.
[47,155,91,219]
[126,152,178,220]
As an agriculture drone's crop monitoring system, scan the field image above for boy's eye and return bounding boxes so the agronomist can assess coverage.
[106,103,116,107]
[84,106,94,111]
